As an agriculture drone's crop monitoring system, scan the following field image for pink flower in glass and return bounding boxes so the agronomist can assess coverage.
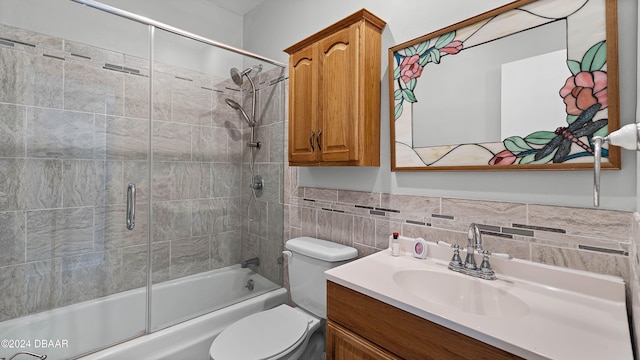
[440,40,463,55]
[489,150,517,165]
[559,71,608,116]
[399,54,424,83]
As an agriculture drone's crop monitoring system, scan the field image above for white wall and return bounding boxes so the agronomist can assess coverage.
[244,0,639,211]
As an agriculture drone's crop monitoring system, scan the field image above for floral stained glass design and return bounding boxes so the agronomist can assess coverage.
[391,0,615,169]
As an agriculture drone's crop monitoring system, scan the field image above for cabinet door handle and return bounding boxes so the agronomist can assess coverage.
[126,183,136,230]
[310,131,315,152]
[317,129,322,151]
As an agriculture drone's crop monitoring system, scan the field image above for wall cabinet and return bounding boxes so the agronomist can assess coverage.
[326,281,522,360]
[284,9,386,166]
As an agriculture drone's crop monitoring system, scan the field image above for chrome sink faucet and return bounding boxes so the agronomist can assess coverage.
[443,223,498,280]
[465,223,483,270]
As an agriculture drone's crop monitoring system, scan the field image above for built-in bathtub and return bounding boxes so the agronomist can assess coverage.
[0,266,287,360]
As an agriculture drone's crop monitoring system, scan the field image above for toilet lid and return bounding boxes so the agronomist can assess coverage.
[210,305,310,360]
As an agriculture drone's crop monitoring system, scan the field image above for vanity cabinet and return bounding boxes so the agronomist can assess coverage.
[284,9,386,166]
[326,281,522,360]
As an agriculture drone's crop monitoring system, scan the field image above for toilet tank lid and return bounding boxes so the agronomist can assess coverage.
[286,237,358,262]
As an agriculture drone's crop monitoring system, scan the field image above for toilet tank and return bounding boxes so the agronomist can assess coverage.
[285,237,358,319]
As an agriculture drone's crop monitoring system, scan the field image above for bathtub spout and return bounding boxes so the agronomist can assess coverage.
[2,351,47,360]
[241,257,260,268]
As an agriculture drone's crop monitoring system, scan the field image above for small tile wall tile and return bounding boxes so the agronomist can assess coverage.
[338,190,381,207]
[531,243,629,280]
[528,204,632,242]
[441,198,527,229]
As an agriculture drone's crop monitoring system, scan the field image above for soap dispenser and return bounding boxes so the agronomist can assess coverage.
[593,123,640,206]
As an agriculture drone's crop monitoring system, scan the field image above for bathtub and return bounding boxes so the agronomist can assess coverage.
[0,265,287,360]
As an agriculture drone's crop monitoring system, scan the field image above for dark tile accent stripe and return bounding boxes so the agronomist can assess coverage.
[123,67,140,75]
[201,87,214,91]
[501,227,534,237]
[0,39,15,47]
[0,37,35,47]
[578,245,628,256]
[332,209,345,213]
[70,53,91,59]
[431,214,454,220]
[174,76,193,82]
[303,198,316,202]
[375,207,400,213]
[370,210,386,216]
[225,87,241,92]
[477,224,501,232]
[405,220,426,226]
[43,53,65,61]
[480,231,513,239]
[355,205,374,210]
[512,223,566,234]
[321,208,333,212]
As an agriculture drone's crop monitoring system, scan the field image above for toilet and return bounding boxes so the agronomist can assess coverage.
[209,236,358,360]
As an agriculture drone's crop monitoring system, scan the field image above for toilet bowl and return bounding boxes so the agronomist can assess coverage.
[209,237,357,360]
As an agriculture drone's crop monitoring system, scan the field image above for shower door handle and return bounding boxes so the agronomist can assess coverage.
[126,183,136,230]
[309,131,315,152]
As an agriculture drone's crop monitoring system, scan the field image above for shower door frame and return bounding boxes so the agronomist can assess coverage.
[71,0,286,336]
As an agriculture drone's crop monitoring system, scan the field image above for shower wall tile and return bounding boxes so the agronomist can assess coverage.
[211,231,241,270]
[26,207,94,261]
[59,250,122,306]
[124,72,150,119]
[62,160,107,207]
[0,211,26,266]
[212,163,241,198]
[0,259,62,322]
[152,241,171,284]
[0,47,64,108]
[171,77,212,126]
[269,122,285,163]
[94,204,149,250]
[97,115,149,161]
[64,61,124,115]
[227,127,243,163]
[26,107,95,159]
[193,126,228,162]
[0,158,63,211]
[122,160,148,203]
[0,103,26,157]
[120,244,149,291]
[153,70,173,121]
[152,200,191,242]
[64,40,124,65]
[153,121,192,161]
[170,236,210,279]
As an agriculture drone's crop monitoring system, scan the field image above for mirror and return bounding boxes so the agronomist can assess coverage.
[389,0,620,171]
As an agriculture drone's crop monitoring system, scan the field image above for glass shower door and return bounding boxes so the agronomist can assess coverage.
[0,2,150,358]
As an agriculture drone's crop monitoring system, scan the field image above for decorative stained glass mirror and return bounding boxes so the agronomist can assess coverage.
[389,0,620,171]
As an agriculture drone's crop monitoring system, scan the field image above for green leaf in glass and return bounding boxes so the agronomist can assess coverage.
[402,89,417,103]
[581,41,606,72]
[567,60,581,76]
[435,31,455,49]
[504,136,532,152]
[524,131,557,145]
[394,103,403,120]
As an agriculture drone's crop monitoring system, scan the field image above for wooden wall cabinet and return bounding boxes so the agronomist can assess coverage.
[284,9,386,166]
[326,281,523,360]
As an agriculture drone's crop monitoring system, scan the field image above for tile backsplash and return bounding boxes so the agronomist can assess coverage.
[284,171,633,285]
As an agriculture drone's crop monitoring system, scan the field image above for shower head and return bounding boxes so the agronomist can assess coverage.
[225,98,255,126]
[229,64,263,86]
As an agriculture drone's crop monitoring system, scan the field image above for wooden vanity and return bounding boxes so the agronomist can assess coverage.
[326,281,521,360]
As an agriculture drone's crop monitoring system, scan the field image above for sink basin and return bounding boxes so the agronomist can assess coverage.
[392,269,530,318]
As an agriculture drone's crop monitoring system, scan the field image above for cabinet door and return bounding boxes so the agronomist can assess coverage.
[318,25,359,162]
[326,321,401,360]
[288,44,318,163]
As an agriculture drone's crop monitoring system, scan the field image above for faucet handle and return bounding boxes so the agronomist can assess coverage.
[479,250,497,280]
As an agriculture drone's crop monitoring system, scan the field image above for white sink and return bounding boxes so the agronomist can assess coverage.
[325,236,633,360]
[392,269,529,318]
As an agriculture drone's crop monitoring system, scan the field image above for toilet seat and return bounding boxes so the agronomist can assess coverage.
[210,305,310,360]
